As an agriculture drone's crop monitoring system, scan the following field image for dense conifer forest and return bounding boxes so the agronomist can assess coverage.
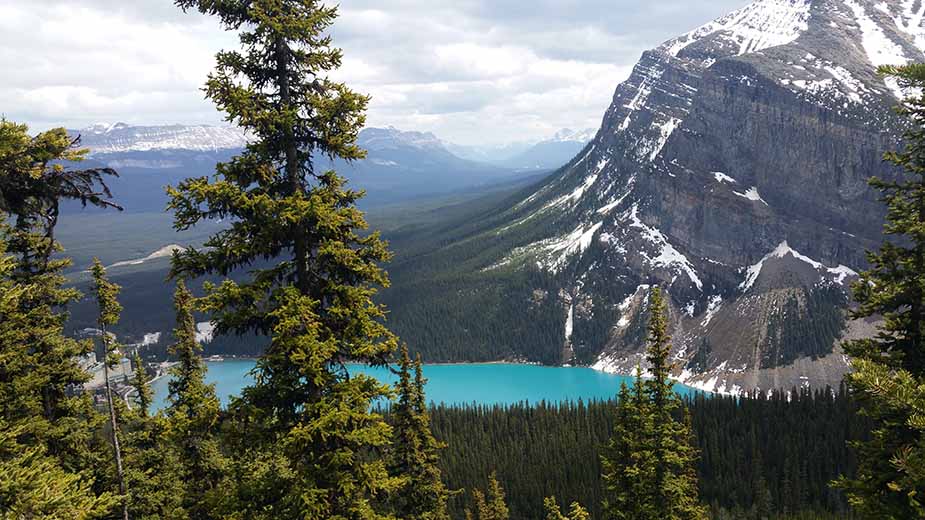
[428,388,864,519]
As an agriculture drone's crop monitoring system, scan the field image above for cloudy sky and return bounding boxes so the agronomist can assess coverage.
[1,0,750,145]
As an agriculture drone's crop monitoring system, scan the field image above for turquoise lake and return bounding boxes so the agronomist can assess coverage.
[150,359,701,410]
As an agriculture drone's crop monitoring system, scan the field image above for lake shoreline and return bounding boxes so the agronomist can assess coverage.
[150,359,703,412]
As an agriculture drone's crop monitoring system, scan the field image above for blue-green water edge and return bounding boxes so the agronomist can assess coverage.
[151,359,702,411]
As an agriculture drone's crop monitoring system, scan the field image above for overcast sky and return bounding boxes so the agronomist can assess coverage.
[0,0,750,145]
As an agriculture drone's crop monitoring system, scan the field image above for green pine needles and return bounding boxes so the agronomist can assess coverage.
[601,287,707,520]
[167,1,399,517]
[834,63,925,519]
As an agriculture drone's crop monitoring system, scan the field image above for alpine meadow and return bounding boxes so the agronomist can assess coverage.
[4,0,925,519]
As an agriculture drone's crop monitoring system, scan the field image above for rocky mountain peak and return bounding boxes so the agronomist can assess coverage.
[471,0,924,393]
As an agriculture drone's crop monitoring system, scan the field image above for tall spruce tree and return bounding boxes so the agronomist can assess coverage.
[90,259,129,520]
[168,3,398,516]
[0,120,118,463]
[601,287,706,520]
[129,351,152,418]
[834,63,925,519]
[390,345,451,519]
[165,281,223,517]
[601,368,655,519]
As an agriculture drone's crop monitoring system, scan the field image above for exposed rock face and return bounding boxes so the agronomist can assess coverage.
[483,0,925,393]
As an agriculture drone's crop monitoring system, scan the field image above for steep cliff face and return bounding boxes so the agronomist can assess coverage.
[473,0,925,392]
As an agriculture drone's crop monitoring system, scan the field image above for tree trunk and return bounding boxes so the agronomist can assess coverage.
[102,329,130,520]
[276,36,309,294]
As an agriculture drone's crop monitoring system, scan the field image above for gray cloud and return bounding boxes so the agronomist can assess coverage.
[1,0,751,145]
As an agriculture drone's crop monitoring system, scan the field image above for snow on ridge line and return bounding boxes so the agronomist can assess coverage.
[739,241,859,291]
[661,0,811,59]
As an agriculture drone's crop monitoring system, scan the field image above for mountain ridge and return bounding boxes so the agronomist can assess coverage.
[379,0,921,394]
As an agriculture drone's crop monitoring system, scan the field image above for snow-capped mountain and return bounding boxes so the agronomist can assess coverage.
[548,128,597,143]
[63,123,519,213]
[449,128,597,170]
[73,123,248,154]
[386,0,920,393]
[498,127,598,170]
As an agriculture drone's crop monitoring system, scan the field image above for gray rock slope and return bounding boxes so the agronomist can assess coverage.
[483,0,924,393]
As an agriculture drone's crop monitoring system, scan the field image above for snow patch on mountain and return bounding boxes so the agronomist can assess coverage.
[538,222,605,271]
[619,65,663,132]
[734,186,770,205]
[886,0,925,53]
[596,175,636,215]
[713,172,737,184]
[661,0,811,58]
[626,205,703,290]
[701,295,724,327]
[195,322,215,344]
[645,118,682,161]
[564,302,575,343]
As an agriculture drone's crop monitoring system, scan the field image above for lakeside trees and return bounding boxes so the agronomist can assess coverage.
[600,287,706,520]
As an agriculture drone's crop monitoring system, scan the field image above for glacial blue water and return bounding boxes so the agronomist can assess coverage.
[150,359,702,411]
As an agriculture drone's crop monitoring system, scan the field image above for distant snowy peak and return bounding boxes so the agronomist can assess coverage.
[358,126,447,152]
[547,128,597,143]
[661,0,811,60]
[74,123,456,156]
[74,123,248,154]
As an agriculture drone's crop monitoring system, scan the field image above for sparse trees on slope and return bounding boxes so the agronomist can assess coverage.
[835,62,925,519]
[601,287,706,520]
[168,1,399,517]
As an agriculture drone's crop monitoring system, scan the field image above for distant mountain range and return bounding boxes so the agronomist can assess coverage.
[447,128,597,170]
[65,123,593,211]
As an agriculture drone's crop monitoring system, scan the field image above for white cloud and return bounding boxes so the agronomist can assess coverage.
[1,0,749,145]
